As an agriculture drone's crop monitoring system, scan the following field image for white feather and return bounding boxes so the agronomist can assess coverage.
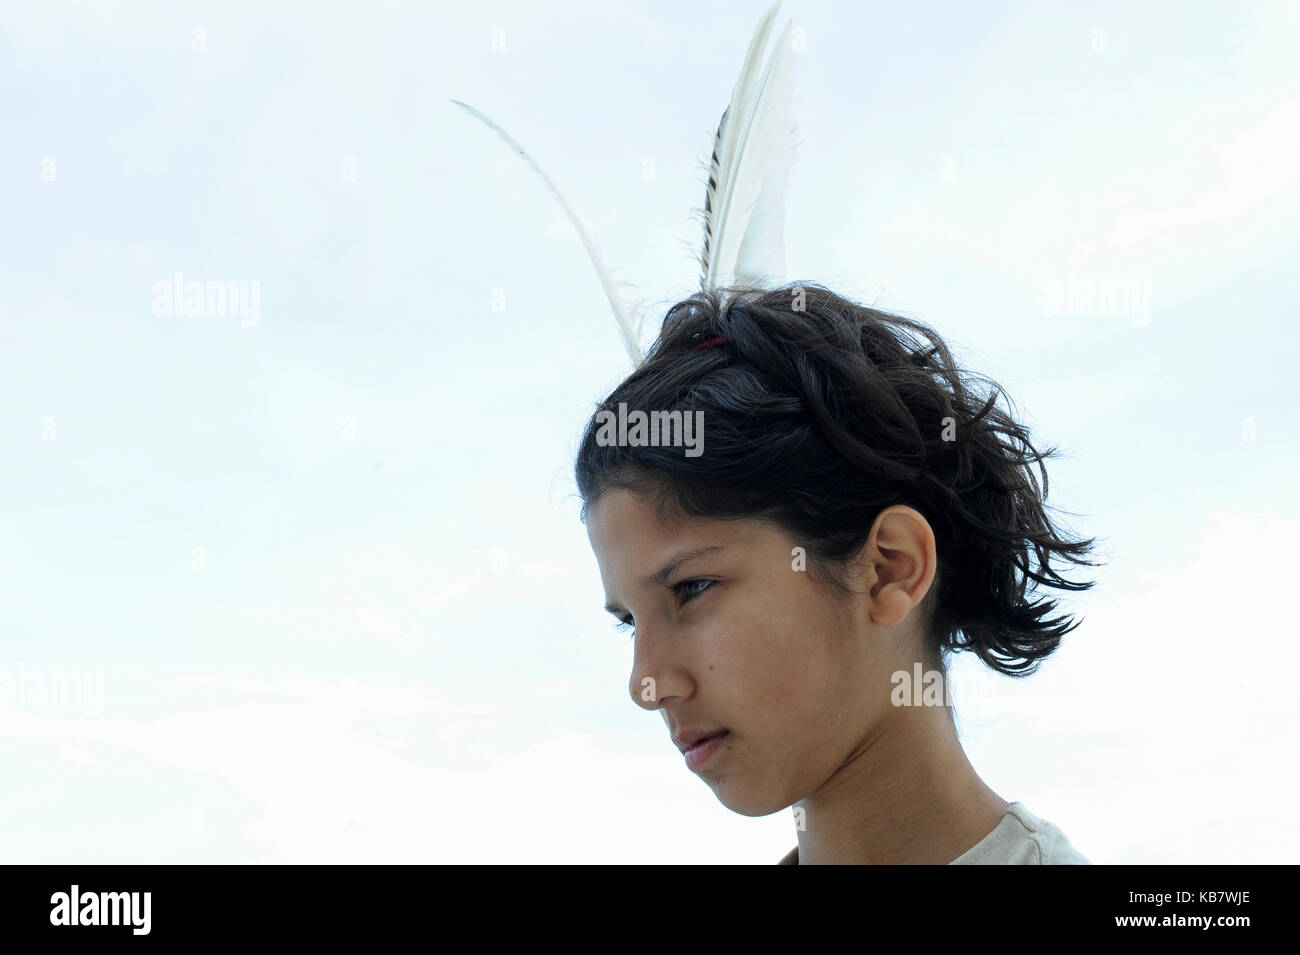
[698,1,799,291]
[450,98,644,366]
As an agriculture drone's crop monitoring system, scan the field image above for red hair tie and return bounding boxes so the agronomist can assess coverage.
[693,336,726,350]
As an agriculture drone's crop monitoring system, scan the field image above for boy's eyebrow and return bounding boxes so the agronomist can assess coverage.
[640,544,730,587]
[603,545,731,614]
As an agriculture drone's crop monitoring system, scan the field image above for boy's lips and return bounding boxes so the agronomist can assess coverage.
[673,728,729,753]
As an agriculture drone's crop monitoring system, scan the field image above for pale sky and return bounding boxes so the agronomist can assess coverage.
[1,0,1297,862]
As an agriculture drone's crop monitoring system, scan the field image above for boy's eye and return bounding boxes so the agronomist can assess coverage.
[610,579,715,639]
[674,578,714,603]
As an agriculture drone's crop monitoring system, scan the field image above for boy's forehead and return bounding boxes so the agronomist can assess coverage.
[587,490,770,573]
[586,490,678,558]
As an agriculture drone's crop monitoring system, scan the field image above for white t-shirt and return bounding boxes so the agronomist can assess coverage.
[777,802,1091,864]
[949,802,1090,864]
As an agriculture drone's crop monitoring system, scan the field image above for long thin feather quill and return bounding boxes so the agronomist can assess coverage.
[697,1,798,291]
[450,98,644,366]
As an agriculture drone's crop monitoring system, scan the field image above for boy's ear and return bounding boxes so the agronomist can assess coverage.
[863,506,937,627]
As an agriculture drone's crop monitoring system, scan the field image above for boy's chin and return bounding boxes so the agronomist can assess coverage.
[709,779,794,818]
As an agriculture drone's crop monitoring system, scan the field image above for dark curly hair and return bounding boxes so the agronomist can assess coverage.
[574,282,1102,677]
